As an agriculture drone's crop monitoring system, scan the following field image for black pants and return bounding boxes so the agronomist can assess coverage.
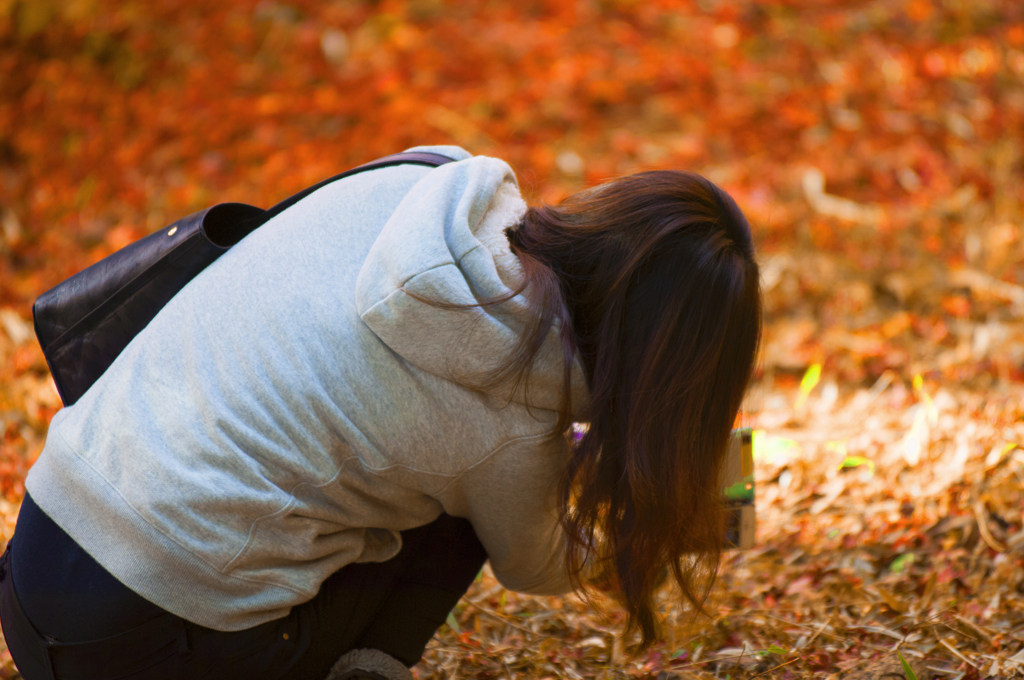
[0,494,488,680]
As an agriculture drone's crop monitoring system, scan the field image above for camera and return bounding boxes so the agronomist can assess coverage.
[723,428,755,550]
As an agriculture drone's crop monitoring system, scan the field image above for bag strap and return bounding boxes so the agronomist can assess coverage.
[203,151,457,248]
[264,151,456,221]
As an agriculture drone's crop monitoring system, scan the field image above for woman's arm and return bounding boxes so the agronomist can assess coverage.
[434,433,572,596]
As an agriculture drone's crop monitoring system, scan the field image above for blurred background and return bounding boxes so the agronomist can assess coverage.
[1,1,1023,677]
[2,0,1023,384]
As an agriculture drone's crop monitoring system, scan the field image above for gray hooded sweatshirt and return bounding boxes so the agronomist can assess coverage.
[26,146,588,632]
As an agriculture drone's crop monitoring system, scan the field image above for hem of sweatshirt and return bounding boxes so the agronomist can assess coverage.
[25,434,302,632]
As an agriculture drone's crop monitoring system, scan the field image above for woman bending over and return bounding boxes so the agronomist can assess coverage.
[0,145,760,680]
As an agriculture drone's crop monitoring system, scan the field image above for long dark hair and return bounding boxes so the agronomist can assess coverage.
[502,171,762,648]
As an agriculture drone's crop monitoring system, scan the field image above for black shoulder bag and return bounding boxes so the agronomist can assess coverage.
[33,151,455,406]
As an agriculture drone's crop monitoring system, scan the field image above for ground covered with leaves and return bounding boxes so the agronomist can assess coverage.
[420,379,1024,680]
[1,0,1023,678]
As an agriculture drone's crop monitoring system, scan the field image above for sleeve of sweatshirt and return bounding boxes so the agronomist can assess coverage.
[437,434,573,596]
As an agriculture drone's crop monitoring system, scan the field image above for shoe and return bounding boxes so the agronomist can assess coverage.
[325,648,414,680]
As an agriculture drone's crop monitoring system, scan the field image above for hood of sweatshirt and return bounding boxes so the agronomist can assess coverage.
[356,146,588,416]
